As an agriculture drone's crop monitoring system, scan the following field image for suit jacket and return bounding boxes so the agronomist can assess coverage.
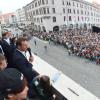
[0,45,4,54]
[12,49,37,82]
[1,39,16,67]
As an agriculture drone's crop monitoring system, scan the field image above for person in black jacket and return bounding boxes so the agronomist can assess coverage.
[12,37,38,98]
[1,32,16,68]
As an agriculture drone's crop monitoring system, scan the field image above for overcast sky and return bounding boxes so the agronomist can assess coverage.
[0,0,32,13]
[0,0,100,14]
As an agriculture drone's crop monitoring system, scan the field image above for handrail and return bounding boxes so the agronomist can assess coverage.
[32,54,99,100]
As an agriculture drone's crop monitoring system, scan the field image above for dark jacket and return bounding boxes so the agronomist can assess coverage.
[1,39,16,67]
[12,49,37,82]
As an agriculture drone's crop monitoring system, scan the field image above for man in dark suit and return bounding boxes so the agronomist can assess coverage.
[0,45,4,54]
[12,37,38,98]
[1,32,16,68]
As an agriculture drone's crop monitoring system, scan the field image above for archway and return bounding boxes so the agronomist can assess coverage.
[53,26,59,32]
[42,26,46,32]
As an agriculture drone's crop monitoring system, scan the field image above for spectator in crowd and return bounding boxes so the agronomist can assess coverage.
[0,68,28,100]
[31,30,100,64]
[0,54,7,71]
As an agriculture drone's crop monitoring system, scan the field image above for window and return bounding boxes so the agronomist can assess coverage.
[42,0,45,5]
[68,9,71,13]
[32,4,34,8]
[52,8,56,13]
[46,0,48,4]
[77,10,79,14]
[36,9,39,15]
[62,1,64,5]
[77,3,78,7]
[52,0,54,5]
[81,10,83,15]
[67,2,69,5]
[64,16,66,21]
[41,18,43,23]
[80,4,81,8]
[53,17,56,22]
[82,17,84,21]
[47,8,50,14]
[73,2,75,6]
[85,11,86,15]
[78,16,79,21]
[43,8,46,14]
[73,10,75,14]
[69,2,71,6]
[69,16,72,21]
[63,8,65,13]
[33,11,35,15]
[81,4,83,8]
[38,1,40,6]
[39,9,42,15]
[40,0,42,5]
[35,2,37,7]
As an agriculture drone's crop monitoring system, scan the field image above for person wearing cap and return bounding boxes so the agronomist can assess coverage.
[0,68,28,100]
[0,54,7,71]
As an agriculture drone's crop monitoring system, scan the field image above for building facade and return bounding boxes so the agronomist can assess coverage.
[15,8,27,25]
[0,13,16,25]
[23,0,100,32]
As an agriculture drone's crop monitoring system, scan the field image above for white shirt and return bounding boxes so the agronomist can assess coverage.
[4,38,10,45]
[17,49,30,61]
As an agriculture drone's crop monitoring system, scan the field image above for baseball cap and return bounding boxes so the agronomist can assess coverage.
[0,68,26,99]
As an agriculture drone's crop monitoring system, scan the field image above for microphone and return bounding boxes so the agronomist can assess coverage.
[27,48,32,57]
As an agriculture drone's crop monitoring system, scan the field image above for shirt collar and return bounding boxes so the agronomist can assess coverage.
[4,38,10,44]
[17,49,26,56]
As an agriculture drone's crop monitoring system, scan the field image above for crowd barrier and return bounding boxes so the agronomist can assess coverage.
[32,54,99,100]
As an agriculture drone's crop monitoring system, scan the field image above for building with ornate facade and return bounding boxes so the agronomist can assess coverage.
[23,0,100,32]
[15,8,27,25]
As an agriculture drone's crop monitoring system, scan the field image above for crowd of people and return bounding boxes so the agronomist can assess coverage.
[32,29,100,65]
[1,27,100,100]
[0,31,57,100]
